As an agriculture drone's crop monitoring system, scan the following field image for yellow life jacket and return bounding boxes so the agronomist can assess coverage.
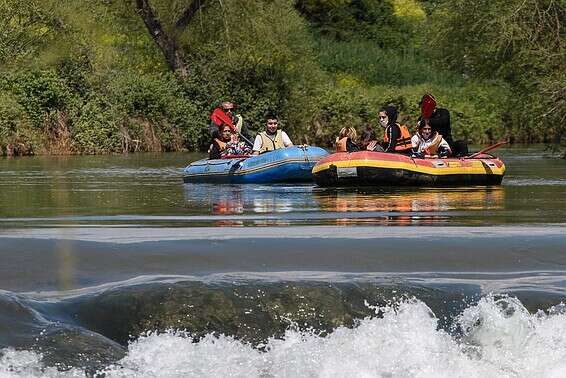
[383,124,412,151]
[234,114,243,133]
[259,130,284,153]
[335,137,348,152]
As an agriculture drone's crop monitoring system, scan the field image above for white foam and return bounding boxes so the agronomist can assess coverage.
[3,296,566,377]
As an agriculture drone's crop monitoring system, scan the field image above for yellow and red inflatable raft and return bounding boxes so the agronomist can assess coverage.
[312,151,505,187]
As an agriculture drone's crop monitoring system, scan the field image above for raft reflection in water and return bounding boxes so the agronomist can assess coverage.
[183,183,303,226]
[184,184,504,226]
[314,187,504,225]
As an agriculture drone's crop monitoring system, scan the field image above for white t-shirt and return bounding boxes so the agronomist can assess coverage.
[252,131,293,152]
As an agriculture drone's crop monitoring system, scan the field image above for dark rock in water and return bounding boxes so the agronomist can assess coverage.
[62,281,473,346]
[0,291,126,373]
[33,327,126,373]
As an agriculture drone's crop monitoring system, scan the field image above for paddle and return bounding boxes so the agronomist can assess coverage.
[467,141,507,159]
[210,108,254,147]
[420,94,437,119]
[234,131,254,148]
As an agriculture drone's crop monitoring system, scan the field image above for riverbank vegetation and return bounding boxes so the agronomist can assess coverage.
[0,0,563,156]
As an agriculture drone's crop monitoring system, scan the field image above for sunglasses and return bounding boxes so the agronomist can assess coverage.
[378,115,388,119]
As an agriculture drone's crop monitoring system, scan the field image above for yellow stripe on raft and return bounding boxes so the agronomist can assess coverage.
[312,159,505,176]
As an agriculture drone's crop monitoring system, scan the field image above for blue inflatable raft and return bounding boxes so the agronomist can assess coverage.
[183,146,329,184]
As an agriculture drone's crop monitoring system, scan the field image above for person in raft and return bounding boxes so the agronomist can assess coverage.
[252,113,293,154]
[209,123,233,159]
[375,105,412,153]
[411,118,451,159]
[335,126,359,152]
[210,123,252,159]
[223,134,252,157]
[417,93,453,149]
[209,101,253,143]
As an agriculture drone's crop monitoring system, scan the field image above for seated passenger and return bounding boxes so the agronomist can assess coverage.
[222,134,252,157]
[209,123,232,159]
[411,119,451,158]
[335,127,359,152]
[378,105,412,154]
[252,114,293,155]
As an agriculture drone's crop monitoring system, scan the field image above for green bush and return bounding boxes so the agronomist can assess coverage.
[0,0,551,154]
[69,98,121,154]
[104,71,202,151]
[0,91,40,155]
[4,70,73,126]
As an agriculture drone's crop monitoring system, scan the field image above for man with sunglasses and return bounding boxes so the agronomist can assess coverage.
[252,113,293,154]
[210,101,252,144]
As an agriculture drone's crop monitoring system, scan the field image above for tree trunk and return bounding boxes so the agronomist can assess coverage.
[135,0,190,79]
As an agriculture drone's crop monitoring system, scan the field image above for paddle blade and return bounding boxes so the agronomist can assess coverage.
[211,108,236,131]
[420,94,437,119]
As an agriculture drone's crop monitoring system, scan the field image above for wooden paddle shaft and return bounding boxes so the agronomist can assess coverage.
[468,141,507,158]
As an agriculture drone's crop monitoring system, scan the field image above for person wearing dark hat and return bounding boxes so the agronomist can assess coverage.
[377,105,412,153]
[418,94,453,148]
[252,113,293,154]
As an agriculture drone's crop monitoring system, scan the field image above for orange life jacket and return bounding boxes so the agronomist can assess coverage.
[383,124,412,151]
[335,137,348,152]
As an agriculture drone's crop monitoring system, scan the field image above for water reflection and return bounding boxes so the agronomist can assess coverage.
[183,183,504,226]
[315,187,504,212]
[314,187,504,226]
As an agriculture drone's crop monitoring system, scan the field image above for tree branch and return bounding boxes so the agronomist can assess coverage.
[175,0,207,31]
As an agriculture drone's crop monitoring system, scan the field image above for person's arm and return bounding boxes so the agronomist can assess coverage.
[209,143,221,159]
[410,134,420,153]
[438,138,452,157]
[252,135,262,155]
[282,131,293,147]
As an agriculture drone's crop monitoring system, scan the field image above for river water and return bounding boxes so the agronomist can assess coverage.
[1,146,566,377]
